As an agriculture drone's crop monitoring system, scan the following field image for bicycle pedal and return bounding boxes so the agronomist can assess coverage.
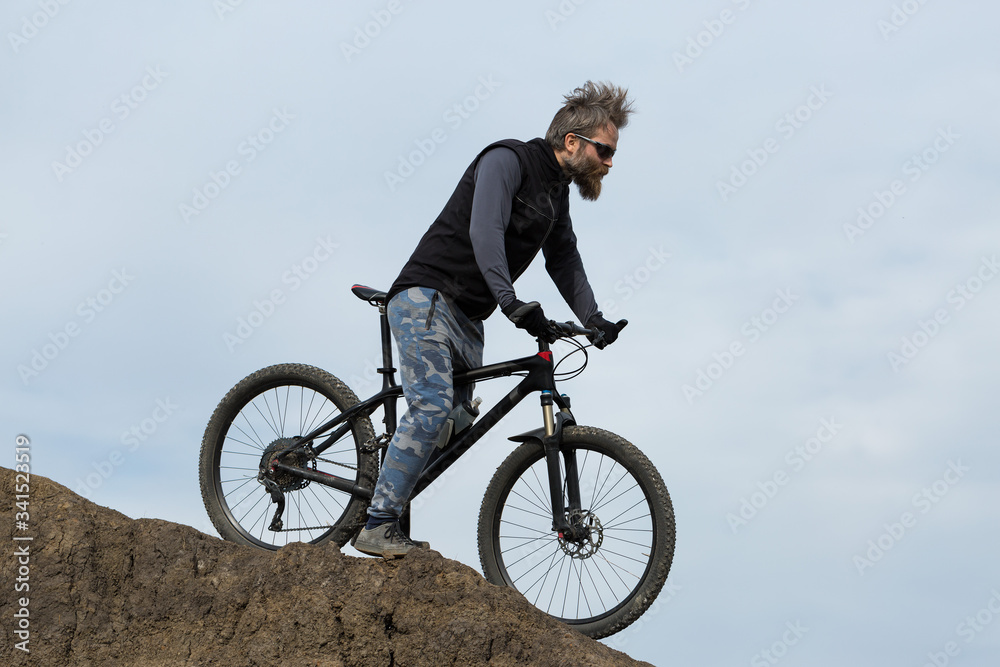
[361,434,391,453]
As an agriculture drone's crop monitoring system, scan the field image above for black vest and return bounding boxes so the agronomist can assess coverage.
[389,138,571,321]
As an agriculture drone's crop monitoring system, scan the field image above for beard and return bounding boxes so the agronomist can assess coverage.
[563,149,609,201]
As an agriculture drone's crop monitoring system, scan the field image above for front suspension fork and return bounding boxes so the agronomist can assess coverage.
[536,391,583,537]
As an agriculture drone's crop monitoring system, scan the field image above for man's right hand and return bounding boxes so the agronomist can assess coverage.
[502,299,557,342]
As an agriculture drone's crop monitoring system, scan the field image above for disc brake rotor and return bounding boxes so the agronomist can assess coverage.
[558,510,603,559]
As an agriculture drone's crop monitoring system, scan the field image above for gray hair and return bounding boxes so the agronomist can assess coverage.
[545,81,635,151]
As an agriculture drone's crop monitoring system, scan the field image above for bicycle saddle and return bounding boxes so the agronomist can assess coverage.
[351,284,387,306]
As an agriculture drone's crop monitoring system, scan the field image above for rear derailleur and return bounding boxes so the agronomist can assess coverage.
[257,437,315,532]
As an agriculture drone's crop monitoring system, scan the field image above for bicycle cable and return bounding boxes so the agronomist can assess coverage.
[553,336,590,381]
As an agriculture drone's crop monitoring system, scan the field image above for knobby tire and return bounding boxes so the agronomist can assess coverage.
[199,363,378,551]
[477,425,675,638]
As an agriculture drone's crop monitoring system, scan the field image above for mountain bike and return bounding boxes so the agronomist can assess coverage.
[198,285,675,638]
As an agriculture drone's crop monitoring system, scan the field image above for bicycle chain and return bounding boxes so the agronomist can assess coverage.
[312,434,387,469]
[278,524,335,532]
[313,455,358,471]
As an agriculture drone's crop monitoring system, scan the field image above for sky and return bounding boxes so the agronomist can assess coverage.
[3,1,999,665]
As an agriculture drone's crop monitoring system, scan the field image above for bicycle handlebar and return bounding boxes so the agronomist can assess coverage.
[547,318,629,341]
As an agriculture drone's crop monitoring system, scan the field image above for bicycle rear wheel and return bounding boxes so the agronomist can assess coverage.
[477,425,675,638]
[199,363,378,551]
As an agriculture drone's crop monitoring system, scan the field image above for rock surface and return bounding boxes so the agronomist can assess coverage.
[1,467,653,666]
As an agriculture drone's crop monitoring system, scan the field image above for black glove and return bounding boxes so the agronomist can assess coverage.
[502,299,556,342]
[587,315,625,349]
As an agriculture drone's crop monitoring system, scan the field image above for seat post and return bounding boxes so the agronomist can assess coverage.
[377,303,398,429]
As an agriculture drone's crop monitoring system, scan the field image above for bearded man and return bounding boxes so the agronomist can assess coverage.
[353,80,634,558]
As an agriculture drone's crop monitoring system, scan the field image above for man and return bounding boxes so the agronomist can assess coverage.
[353,81,634,558]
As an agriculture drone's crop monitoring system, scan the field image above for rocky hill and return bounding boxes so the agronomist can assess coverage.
[1,467,653,666]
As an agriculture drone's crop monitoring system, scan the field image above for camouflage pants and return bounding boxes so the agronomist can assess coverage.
[368,287,485,522]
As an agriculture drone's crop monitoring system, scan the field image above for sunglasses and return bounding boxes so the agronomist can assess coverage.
[573,133,616,160]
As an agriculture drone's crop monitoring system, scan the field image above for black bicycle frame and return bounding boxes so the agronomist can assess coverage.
[270,305,584,534]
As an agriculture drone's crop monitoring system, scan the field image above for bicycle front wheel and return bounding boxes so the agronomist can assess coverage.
[477,425,675,639]
[199,363,379,551]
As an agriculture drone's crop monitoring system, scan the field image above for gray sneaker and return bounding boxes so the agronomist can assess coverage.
[353,521,428,558]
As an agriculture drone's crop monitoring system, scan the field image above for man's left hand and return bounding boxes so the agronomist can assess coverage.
[587,315,626,349]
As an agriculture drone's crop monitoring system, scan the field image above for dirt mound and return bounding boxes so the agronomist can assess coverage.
[1,467,652,666]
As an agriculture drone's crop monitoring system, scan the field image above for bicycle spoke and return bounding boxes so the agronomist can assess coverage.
[284,385,295,435]
[574,560,584,617]
[499,518,552,536]
[547,550,568,614]
[597,546,648,573]
[560,558,572,617]
[238,490,269,532]
[301,389,323,434]
[501,500,553,522]
[224,430,266,452]
[270,388,286,436]
[583,557,612,610]
[591,467,629,513]
[239,409,270,448]
[517,553,557,601]
[502,535,556,570]
[303,395,338,437]
[508,486,552,516]
[520,543,562,601]
[603,513,653,531]
[588,453,606,510]
[577,560,594,618]
[309,481,348,516]
[220,474,257,490]
[524,465,551,512]
[499,531,551,548]
[604,534,653,550]
[230,419,265,451]
[229,481,266,513]
[300,486,334,528]
[592,481,642,517]
[257,393,282,439]
[324,444,359,458]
